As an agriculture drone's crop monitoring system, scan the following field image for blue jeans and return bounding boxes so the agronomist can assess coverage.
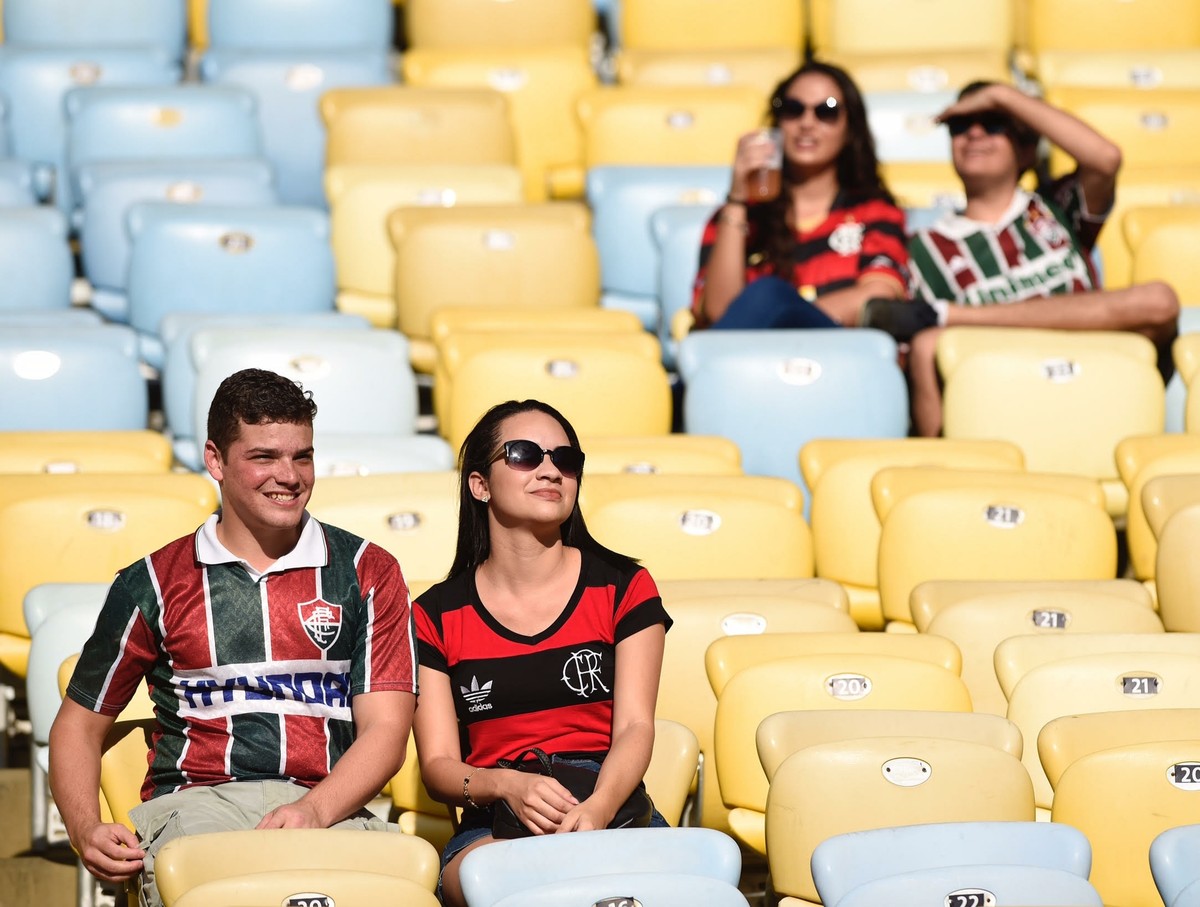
[710,275,841,329]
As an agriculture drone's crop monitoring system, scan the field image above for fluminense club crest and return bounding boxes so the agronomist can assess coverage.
[298,599,342,651]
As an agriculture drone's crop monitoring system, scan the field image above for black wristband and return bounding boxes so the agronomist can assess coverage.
[725,194,747,205]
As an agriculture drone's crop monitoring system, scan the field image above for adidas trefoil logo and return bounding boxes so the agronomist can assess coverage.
[460,676,494,713]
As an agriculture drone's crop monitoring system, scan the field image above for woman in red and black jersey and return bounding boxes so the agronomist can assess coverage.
[411,399,672,907]
[692,60,910,330]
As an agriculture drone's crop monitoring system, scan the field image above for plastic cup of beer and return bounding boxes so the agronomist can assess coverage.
[747,128,783,203]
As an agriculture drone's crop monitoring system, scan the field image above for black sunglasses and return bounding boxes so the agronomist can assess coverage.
[944,112,1013,137]
[772,95,842,124]
[492,440,585,478]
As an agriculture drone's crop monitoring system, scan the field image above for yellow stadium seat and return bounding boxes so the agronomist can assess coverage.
[799,437,1025,630]
[818,50,1013,94]
[1125,204,1200,305]
[388,203,600,372]
[1024,0,1200,53]
[1034,49,1200,92]
[615,49,803,95]
[872,466,1117,628]
[389,734,455,853]
[580,473,812,583]
[187,0,207,50]
[808,0,1014,55]
[304,471,459,595]
[549,85,763,199]
[577,434,742,476]
[1152,499,1200,632]
[402,47,597,202]
[438,332,672,449]
[878,159,965,209]
[324,163,524,327]
[911,578,1162,716]
[713,653,972,855]
[766,735,1034,906]
[403,0,595,52]
[1176,333,1200,430]
[0,430,173,474]
[619,0,803,53]
[1051,741,1200,907]
[937,326,1165,516]
[1144,473,1200,541]
[642,718,701,827]
[653,576,854,833]
[1114,434,1200,581]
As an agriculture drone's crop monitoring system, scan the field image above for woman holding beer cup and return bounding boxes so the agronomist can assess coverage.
[691,61,910,330]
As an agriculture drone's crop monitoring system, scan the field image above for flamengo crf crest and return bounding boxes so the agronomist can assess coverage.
[298,599,342,651]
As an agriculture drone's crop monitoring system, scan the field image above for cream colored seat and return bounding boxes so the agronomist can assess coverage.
[403,0,596,52]
[1175,333,1200,431]
[0,430,173,474]
[577,434,742,477]
[1151,497,1200,632]
[1114,434,1200,585]
[1125,205,1200,304]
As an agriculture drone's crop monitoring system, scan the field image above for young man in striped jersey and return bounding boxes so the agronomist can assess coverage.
[50,368,417,907]
[860,81,1179,436]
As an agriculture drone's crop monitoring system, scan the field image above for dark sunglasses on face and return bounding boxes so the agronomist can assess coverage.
[772,95,842,124]
[492,440,585,478]
[944,112,1013,137]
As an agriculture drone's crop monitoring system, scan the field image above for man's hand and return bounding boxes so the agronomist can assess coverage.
[74,821,145,883]
[255,799,323,829]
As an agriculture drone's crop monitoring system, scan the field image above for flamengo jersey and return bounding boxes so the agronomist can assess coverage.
[67,514,416,801]
[908,176,1104,307]
[692,192,909,323]
[414,551,671,767]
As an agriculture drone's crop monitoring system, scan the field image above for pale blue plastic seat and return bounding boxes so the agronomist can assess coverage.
[124,202,335,368]
[677,329,909,504]
[0,93,10,156]
[1151,823,1200,907]
[0,325,147,430]
[206,0,394,51]
[188,328,428,473]
[0,160,36,206]
[649,202,715,366]
[458,828,742,907]
[491,873,750,907]
[812,821,1094,907]
[1,0,187,60]
[835,865,1102,907]
[63,84,261,220]
[0,207,74,311]
[160,311,371,467]
[587,164,730,332]
[198,49,393,206]
[24,587,109,849]
[0,308,104,328]
[0,46,181,213]
[865,89,957,163]
[76,158,277,320]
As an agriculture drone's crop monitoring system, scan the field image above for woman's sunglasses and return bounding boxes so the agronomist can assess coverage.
[492,440,585,478]
[772,95,842,124]
[944,112,1013,137]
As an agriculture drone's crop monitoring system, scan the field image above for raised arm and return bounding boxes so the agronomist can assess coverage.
[49,699,145,883]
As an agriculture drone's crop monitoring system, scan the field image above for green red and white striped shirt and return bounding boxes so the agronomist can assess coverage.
[908,176,1105,306]
[67,513,417,801]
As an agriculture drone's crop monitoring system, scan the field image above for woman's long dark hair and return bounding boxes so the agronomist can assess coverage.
[754,60,893,279]
[445,399,639,579]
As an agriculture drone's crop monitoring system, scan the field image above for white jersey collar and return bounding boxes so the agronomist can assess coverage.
[196,512,328,581]
[933,187,1033,240]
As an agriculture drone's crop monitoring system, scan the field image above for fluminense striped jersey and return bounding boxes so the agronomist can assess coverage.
[413,550,671,768]
[908,176,1104,306]
[67,514,417,801]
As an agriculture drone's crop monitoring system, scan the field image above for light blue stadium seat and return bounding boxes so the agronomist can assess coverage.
[63,84,261,220]
[188,328,430,474]
[160,311,371,467]
[0,93,10,156]
[587,164,730,332]
[1151,823,1200,907]
[865,90,957,163]
[25,586,108,849]
[0,208,74,311]
[649,202,714,366]
[835,865,1102,907]
[812,821,1094,907]
[491,873,750,907]
[206,0,394,51]
[1,0,187,60]
[199,49,393,206]
[0,46,181,212]
[0,308,104,328]
[0,324,147,430]
[677,329,909,504]
[0,160,37,206]
[125,202,335,368]
[459,828,742,907]
[77,158,277,320]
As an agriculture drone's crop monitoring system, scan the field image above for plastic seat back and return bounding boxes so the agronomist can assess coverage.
[404,0,596,52]
[650,202,720,363]
[206,0,393,51]
[0,207,73,311]
[2,0,187,58]
[1126,205,1200,305]
[865,89,957,163]
[619,0,803,52]
[1025,0,1200,52]
[1035,48,1200,92]
[616,49,805,97]
[808,0,1014,55]
[0,431,172,475]
[1114,434,1200,581]
[1151,823,1200,907]
[0,160,36,206]
[1154,499,1200,632]
[577,434,742,477]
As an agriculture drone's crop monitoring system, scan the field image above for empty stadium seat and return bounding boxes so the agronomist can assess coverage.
[808,0,1015,56]
[205,0,393,51]
[0,159,36,206]
[1023,0,1200,54]
[865,89,957,163]
[2,0,187,59]
[649,202,720,364]
[615,49,804,96]
[1153,499,1200,632]
[1034,48,1200,92]
[578,433,742,476]
[403,0,596,52]
[1151,823,1200,907]
[0,431,173,475]
[1126,205,1200,305]
[0,207,73,312]
[1114,434,1200,582]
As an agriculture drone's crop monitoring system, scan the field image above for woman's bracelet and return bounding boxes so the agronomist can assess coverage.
[717,210,749,234]
[725,194,747,205]
[463,767,483,809]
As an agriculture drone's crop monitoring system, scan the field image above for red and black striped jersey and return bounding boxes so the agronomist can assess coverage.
[67,514,417,801]
[413,551,671,767]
